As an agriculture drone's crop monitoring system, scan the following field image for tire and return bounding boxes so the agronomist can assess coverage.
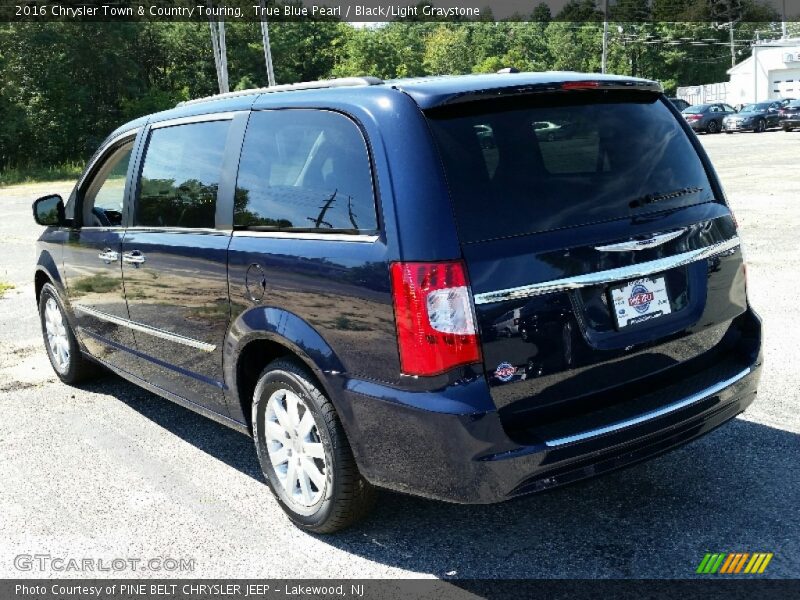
[707,120,719,134]
[38,282,98,384]
[725,130,733,134]
[252,359,376,533]
[784,125,793,132]
[755,119,765,133]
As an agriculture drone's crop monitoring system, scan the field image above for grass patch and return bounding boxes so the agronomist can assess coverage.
[0,162,83,187]
[0,282,15,298]
[70,274,120,296]
[331,315,371,331]
[187,298,231,321]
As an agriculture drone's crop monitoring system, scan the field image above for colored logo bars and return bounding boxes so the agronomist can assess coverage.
[696,552,773,574]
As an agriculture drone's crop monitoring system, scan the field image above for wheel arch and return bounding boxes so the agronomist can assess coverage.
[224,306,347,432]
[34,251,65,304]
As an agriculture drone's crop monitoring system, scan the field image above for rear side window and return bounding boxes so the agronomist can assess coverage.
[426,91,716,243]
[234,110,377,233]
[136,120,230,228]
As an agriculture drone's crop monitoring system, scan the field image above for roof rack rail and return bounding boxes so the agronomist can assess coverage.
[177,76,384,107]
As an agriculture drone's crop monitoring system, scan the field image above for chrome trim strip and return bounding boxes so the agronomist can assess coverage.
[74,305,216,353]
[473,236,740,305]
[594,228,686,252]
[232,230,380,243]
[124,226,226,235]
[544,366,751,447]
[150,112,237,129]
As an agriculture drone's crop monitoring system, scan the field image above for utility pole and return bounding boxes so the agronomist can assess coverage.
[208,1,229,94]
[601,0,608,74]
[730,21,736,69]
[258,0,276,86]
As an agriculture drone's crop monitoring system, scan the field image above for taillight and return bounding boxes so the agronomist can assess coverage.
[685,114,701,121]
[389,260,482,377]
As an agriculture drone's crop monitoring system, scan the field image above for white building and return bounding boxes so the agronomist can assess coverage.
[726,38,800,104]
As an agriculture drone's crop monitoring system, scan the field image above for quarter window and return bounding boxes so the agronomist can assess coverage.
[136,120,230,228]
[234,110,377,233]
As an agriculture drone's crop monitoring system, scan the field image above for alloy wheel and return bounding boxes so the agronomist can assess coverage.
[44,297,70,374]
[264,388,328,508]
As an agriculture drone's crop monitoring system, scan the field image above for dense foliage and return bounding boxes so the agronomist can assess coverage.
[0,0,793,171]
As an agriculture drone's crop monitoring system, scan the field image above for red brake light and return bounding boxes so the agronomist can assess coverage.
[561,81,601,90]
[389,261,482,377]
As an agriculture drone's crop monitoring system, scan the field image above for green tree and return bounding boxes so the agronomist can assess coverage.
[423,26,473,75]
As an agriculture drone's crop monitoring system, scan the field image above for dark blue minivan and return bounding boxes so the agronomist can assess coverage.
[32,73,762,532]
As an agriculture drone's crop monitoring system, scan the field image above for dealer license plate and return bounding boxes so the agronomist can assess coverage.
[611,276,672,328]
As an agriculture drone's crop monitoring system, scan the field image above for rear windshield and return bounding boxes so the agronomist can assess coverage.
[426,91,716,243]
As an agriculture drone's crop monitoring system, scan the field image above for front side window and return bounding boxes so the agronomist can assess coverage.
[136,120,230,228]
[234,110,377,233]
[82,142,133,227]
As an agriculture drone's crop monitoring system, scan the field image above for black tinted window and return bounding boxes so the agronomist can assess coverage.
[234,110,376,232]
[136,121,229,228]
[426,92,715,243]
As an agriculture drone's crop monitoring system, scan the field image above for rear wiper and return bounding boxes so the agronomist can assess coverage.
[629,186,703,209]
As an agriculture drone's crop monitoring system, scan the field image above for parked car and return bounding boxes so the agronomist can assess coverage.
[32,72,761,533]
[474,124,496,149]
[533,120,572,141]
[681,103,736,133]
[492,308,521,337]
[778,99,800,131]
[668,97,690,111]
[723,101,782,132]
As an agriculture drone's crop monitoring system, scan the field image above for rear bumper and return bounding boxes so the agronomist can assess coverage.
[340,311,762,504]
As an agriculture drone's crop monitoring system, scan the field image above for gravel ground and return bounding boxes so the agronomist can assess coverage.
[0,131,798,580]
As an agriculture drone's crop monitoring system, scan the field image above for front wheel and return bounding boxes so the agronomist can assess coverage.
[755,119,766,133]
[252,359,375,533]
[38,283,98,384]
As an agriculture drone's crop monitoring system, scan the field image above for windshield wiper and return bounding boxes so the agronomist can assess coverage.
[629,186,703,209]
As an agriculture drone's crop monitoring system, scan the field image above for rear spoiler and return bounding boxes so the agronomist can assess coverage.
[420,79,663,108]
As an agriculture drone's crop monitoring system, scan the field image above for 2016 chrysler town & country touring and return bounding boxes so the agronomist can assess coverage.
[32,73,762,533]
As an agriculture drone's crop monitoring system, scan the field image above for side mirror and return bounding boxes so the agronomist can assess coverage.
[32,194,65,226]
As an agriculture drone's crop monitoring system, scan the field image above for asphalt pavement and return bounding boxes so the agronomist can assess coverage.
[0,130,797,579]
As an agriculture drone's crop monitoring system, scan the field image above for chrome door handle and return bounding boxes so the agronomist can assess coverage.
[122,251,146,266]
[98,249,119,263]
